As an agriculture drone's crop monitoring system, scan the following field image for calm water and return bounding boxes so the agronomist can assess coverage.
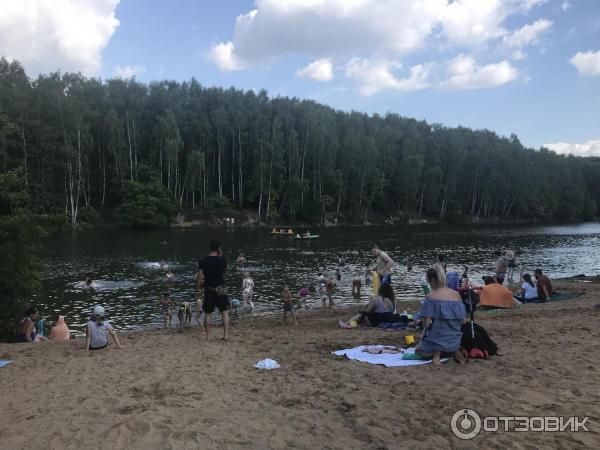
[34,223,600,333]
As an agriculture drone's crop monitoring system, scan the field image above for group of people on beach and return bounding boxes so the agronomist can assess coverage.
[335,244,560,366]
[16,304,121,351]
[16,238,558,362]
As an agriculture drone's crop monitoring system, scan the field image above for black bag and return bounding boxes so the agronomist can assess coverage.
[461,322,498,356]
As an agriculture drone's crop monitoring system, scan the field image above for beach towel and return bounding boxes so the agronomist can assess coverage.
[0,360,13,368]
[547,292,583,302]
[332,345,447,367]
[378,322,410,330]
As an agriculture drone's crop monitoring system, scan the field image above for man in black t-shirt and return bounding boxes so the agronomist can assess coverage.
[196,239,229,340]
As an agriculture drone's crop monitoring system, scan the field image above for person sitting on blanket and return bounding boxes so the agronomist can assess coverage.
[338,284,398,328]
[515,273,538,303]
[415,263,467,367]
[534,269,554,302]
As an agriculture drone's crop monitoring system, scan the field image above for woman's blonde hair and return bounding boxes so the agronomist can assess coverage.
[426,263,447,290]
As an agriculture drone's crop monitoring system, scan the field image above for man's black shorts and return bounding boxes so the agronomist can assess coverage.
[203,289,230,313]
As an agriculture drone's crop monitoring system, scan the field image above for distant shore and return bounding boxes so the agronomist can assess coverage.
[173,208,585,229]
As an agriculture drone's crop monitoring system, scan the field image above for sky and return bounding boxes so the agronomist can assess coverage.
[1,0,599,155]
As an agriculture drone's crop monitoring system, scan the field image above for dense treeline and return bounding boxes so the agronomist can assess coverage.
[1,57,599,227]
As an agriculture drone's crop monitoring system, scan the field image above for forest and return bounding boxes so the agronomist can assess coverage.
[1,57,599,228]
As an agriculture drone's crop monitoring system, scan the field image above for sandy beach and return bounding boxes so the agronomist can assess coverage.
[1,280,600,449]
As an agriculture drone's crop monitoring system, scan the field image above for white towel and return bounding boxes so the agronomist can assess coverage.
[332,345,447,367]
[254,358,280,370]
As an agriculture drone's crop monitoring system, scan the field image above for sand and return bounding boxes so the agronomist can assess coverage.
[1,280,600,449]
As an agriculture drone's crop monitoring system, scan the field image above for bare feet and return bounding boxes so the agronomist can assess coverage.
[455,349,468,364]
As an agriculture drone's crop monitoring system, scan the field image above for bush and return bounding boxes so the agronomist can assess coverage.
[77,206,100,228]
[115,182,176,229]
[0,213,43,341]
[207,195,233,210]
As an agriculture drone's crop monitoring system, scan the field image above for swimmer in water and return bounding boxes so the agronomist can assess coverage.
[165,267,174,285]
[237,254,248,265]
[84,277,98,289]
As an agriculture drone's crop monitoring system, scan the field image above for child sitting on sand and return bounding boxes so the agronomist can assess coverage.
[159,292,173,328]
[282,286,297,324]
[86,305,121,351]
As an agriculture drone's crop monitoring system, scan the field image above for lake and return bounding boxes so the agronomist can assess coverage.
[35,223,600,333]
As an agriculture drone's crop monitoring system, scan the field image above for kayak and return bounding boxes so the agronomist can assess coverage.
[295,234,320,240]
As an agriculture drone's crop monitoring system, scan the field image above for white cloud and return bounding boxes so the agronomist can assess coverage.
[0,0,120,75]
[296,58,334,81]
[113,65,146,79]
[544,140,600,157]
[344,58,431,95]
[440,54,518,90]
[569,50,600,76]
[208,41,246,71]
[208,0,543,95]
[503,19,553,48]
[209,0,446,70]
[209,0,550,71]
[439,0,510,47]
[561,1,571,12]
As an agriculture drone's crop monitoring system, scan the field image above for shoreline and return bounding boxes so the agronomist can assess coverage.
[19,275,600,341]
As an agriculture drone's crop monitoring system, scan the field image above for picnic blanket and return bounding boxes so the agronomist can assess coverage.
[0,360,13,368]
[332,345,447,367]
[547,292,583,302]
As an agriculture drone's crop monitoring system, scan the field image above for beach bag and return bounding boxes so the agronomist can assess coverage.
[461,323,498,357]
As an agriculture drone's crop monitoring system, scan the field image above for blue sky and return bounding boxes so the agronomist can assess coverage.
[1,0,599,154]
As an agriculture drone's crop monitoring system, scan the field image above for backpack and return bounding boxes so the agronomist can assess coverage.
[460,322,498,357]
